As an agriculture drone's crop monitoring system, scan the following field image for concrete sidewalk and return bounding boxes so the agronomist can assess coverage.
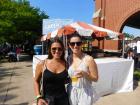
[0,57,140,105]
[0,60,35,105]
[95,85,140,105]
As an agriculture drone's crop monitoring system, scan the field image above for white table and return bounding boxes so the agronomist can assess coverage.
[32,55,48,77]
[32,56,134,96]
[93,57,134,96]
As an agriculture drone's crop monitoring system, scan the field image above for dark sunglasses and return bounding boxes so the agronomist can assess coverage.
[69,41,82,46]
[51,47,62,52]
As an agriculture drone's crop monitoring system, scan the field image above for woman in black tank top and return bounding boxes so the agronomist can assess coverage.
[34,38,69,105]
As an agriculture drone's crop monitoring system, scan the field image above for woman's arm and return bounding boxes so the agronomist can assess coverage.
[34,61,48,105]
[84,56,98,82]
[34,62,43,96]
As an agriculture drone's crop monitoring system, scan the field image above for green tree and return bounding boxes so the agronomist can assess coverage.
[123,32,134,39]
[0,0,49,44]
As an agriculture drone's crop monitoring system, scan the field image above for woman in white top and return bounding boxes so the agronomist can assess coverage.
[67,32,99,105]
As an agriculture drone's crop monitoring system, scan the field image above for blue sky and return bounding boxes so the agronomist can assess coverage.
[29,0,140,37]
[29,0,94,23]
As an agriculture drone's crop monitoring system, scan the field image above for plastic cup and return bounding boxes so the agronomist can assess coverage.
[71,71,80,83]
[71,76,78,82]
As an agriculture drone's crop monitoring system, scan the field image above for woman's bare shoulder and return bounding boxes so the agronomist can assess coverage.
[36,59,47,72]
[37,60,45,66]
[84,54,94,62]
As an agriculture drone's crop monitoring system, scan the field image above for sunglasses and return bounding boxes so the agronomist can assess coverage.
[69,41,82,46]
[51,47,62,52]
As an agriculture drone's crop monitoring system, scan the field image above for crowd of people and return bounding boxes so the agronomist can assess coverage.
[7,46,22,62]
[0,43,22,62]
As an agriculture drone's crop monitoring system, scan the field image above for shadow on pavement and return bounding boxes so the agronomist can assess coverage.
[0,94,17,104]
[0,67,21,81]
[19,54,32,62]
[0,65,21,104]
[0,84,19,94]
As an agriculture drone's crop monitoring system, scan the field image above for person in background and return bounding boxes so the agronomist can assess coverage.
[34,38,69,105]
[67,32,99,105]
[133,46,139,69]
[127,48,134,60]
[16,46,21,61]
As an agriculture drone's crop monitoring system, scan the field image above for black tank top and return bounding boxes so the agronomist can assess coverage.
[43,68,68,97]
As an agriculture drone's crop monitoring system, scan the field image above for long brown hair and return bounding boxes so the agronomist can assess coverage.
[48,38,65,61]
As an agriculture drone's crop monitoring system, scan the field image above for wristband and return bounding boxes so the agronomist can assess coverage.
[36,94,42,100]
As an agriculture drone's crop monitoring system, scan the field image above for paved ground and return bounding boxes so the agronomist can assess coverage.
[0,54,140,105]
[0,55,35,105]
[95,86,140,105]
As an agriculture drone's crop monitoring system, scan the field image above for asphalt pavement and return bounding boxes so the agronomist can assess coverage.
[0,54,140,105]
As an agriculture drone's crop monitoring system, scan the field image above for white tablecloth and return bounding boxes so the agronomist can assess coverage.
[32,55,48,77]
[93,58,134,96]
[32,56,134,96]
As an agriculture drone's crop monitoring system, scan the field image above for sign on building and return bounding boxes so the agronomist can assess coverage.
[42,19,73,35]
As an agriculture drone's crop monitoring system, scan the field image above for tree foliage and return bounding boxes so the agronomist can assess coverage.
[0,0,49,44]
[123,32,134,39]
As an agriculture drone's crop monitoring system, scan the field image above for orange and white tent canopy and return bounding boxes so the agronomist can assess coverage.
[41,21,123,41]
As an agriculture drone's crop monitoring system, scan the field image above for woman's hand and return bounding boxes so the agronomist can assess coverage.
[37,98,48,105]
[75,70,89,78]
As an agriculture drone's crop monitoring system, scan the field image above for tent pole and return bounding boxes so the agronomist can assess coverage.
[122,38,125,58]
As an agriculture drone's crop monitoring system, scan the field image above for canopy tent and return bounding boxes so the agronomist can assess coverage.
[41,21,125,57]
[41,21,124,41]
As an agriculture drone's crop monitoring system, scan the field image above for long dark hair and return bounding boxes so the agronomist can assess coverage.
[69,31,82,42]
[48,38,65,61]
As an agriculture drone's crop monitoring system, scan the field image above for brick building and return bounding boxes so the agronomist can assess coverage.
[93,0,140,32]
[92,0,140,53]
